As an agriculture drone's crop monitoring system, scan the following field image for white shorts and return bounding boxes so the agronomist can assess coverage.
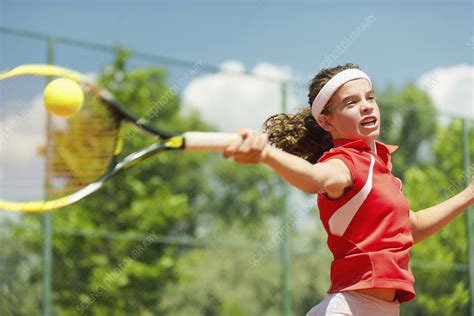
[305,291,400,316]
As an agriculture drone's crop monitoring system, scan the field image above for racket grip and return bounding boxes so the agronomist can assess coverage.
[183,132,242,151]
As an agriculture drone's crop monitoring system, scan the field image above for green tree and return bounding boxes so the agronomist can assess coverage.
[48,49,214,315]
[11,49,284,315]
[401,119,473,316]
[0,222,42,316]
[157,216,332,316]
[379,84,473,315]
[378,83,437,177]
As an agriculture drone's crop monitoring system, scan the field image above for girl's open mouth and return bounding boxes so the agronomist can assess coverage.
[361,117,377,127]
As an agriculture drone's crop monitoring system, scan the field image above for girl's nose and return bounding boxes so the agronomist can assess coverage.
[360,100,374,112]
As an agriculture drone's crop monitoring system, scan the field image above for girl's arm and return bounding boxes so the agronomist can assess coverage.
[262,146,351,195]
[410,178,474,244]
[223,130,352,195]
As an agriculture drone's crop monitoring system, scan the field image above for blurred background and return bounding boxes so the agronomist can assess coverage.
[1,0,473,315]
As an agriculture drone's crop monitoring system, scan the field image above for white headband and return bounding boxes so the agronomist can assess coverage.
[311,69,372,118]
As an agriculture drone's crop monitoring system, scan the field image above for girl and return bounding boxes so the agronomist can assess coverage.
[223,63,474,316]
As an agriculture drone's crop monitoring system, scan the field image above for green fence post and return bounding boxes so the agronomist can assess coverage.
[41,36,55,316]
[280,81,291,316]
[42,214,52,316]
[463,119,474,316]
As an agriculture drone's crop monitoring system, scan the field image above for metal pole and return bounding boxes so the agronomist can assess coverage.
[41,214,52,316]
[280,82,291,316]
[462,119,474,316]
[41,36,55,316]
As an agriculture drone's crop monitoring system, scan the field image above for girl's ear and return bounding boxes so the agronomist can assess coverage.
[316,114,334,132]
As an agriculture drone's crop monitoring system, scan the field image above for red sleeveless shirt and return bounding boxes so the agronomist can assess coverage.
[317,139,415,303]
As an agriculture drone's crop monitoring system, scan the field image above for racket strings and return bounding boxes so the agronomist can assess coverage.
[45,96,120,199]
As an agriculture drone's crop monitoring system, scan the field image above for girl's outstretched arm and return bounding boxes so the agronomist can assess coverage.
[223,130,352,196]
[410,177,474,244]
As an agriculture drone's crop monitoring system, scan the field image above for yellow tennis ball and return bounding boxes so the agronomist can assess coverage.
[43,78,84,117]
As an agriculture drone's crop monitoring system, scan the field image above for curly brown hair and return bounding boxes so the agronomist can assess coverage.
[262,63,361,163]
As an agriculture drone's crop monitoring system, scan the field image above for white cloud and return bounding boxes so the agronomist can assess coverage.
[0,96,47,205]
[417,64,474,119]
[181,61,299,132]
[218,60,246,73]
[0,96,46,165]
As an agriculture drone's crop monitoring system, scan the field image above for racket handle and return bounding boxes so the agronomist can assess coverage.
[183,132,242,151]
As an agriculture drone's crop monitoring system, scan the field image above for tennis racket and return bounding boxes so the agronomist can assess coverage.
[0,64,241,213]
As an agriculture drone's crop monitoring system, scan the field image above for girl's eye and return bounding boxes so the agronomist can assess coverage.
[367,96,375,101]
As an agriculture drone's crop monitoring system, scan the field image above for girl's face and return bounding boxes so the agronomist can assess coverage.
[320,78,380,142]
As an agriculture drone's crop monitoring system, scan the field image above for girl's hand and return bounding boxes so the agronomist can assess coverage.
[223,129,270,164]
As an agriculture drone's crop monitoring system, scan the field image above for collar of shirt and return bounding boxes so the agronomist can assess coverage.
[332,139,399,168]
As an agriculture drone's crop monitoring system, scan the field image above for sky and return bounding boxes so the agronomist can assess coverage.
[1,0,473,132]
[1,1,472,84]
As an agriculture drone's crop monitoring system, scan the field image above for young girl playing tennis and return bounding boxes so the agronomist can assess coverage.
[223,63,474,316]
